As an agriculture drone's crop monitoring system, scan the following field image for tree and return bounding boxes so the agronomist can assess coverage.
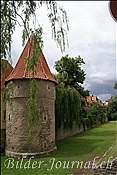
[54,55,90,131]
[54,54,89,97]
[106,82,117,120]
[1,0,69,62]
[87,102,106,125]
[55,83,81,131]
[106,95,117,120]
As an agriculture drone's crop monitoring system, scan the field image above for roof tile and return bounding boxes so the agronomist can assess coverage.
[5,36,57,84]
[1,59,13,88]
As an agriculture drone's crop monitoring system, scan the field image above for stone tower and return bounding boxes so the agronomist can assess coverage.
[1,59,13,153]
[5,36,57,158]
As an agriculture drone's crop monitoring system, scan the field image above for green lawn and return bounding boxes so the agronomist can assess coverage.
[1,121,117,175]
[97,139,117,164]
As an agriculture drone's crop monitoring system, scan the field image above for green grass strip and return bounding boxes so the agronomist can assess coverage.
[1,121,117,175]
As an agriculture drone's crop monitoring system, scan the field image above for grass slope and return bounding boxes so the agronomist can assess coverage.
[1,121,117,175]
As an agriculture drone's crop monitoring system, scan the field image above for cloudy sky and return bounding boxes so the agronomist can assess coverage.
[11,1,116,102]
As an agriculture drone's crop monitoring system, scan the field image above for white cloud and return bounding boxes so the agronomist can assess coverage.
[11,1,116,101]
[97,94,112,102]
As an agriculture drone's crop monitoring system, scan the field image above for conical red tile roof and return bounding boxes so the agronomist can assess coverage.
[1,59,13,88]
[5,36,57,84]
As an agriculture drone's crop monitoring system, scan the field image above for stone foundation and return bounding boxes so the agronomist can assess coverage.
[6,146,57,158]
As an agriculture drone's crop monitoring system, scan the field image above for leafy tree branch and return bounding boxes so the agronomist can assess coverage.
[1,0,69,61]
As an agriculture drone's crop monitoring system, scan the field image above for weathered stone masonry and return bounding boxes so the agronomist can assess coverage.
[6,79,56,158]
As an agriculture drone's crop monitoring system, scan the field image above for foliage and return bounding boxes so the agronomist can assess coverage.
[114,81,117,90]
[23,33,42,129]
[4,81,14,107]
[24,32,43,77]
[55,54,85,85]
[54,54,89,97]
[27,79,40,125]
[106,94,117,120]
[55,83,81,131]
[1,0,69,61]
[78,86,90,98]
[80,100,89,128]
[54,54,90,131]
[86,102,105,125]
[81,100,107,129]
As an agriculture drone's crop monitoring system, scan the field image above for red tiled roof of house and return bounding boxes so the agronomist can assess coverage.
[86,96,91,103]
[1,59,13,88]
[86,95,97,103]
[5,36,58,84]
[106,98,110,102]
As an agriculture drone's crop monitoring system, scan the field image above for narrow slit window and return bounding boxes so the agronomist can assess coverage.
[9,113,11,121]
[47,84,50,89]
[44,142,46,149]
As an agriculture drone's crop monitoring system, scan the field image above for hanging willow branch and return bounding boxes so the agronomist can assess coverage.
[4,81,14,108]
[55,84,82,131]
[1,0,69,61]
[27,79,40,126]
[24,33,42,128]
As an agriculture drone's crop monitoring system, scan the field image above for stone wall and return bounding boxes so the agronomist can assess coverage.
[93,158,117,175]
[56,123,84,140]
[56,117,108,141]
[6,79,56,158]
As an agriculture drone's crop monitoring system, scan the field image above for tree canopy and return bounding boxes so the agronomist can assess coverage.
[107,94,117,120]
[54,54,89,97]
[55,84,81,131]
[1,0,69,62]
[114,81,117,90]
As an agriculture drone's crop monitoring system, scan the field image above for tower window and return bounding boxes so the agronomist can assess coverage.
[44,116,46,121]
[9,113,11,121]
[42,113,48,122]
[44,142,46,149]
[47,84,50,89]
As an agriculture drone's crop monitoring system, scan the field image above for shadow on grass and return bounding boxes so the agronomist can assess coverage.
[53,123,116,158]
[54,138,103,158]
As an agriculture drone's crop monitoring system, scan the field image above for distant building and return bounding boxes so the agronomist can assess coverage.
[86,95,103,107]
[105,98,110,106]
[1,59,13,153]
